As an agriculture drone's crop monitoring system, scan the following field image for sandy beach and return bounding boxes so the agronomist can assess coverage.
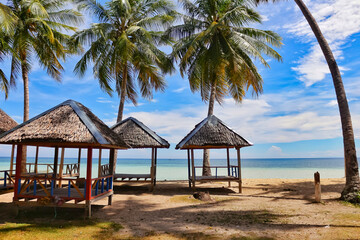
[0,177,359,239]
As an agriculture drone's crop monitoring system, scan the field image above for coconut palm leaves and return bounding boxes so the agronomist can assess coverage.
[74,0,176,122]
[170,0,282,107]
[3,0,82,120]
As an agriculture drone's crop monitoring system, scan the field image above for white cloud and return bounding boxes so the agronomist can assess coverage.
[172,87,187,93]
[285,0,360,86]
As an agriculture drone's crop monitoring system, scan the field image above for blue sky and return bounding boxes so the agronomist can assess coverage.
[0,0,360,159]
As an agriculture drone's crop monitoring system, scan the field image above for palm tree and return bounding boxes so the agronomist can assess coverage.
[0,3,17,98]
[168,0,282,176]
[254,0,360,202]
[4,0,82,172]
[73,0,176,122]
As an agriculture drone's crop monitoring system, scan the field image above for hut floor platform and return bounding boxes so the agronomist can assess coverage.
[19,187,110,202]
[0,184,14,191]
[194,176,239,182]
[114,173,151,182]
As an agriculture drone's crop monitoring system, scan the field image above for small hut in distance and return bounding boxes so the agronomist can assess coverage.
[111,117,170,190]
[176,115,252,192]
[0,109,18,189]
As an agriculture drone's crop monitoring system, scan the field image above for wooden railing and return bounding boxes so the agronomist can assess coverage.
[0,170,15,188]
[90,175,112,199]
[194,165,239,178]
[100,164,110,176]
[26,163,79,176]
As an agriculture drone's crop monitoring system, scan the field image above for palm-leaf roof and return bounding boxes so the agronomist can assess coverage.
[176,115,252,149]
[0,109,18,134]
[0,100,129,149]
[111,117,170,148]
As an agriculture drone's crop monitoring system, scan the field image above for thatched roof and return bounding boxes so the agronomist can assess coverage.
[176,115,252,149]
[0,100,129,149]
[111,117,170,148]
[0,109,17,134]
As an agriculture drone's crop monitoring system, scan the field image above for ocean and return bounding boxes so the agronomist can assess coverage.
[0,157,345,180]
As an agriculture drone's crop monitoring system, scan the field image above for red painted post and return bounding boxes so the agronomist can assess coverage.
[86,147,92,200]
[13,145,23,201]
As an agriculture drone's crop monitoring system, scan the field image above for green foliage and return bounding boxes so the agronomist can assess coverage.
[73,0,177,107]
[0,0,83,99]
[168,0,282,105]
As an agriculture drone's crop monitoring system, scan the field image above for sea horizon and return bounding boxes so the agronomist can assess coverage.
[0,157,345,180]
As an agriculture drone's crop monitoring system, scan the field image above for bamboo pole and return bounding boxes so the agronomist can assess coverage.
[53,147,59,189]
[77,148,81,177]
[154,148,158,186]
[237,148,242,193]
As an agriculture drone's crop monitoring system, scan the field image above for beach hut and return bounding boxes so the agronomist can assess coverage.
[0,100,129,217]
[176,115,252,193]
[0,109,18,189]
[111,117,170,190]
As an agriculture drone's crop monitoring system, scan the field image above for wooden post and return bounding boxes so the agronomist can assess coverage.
[10,144,15,173]
[154,148,158,186]
[191,149,195,188]
[77,148,81,177]
[13,145,23,201]
[108,148,115,205]
[187,149,191,188]
[227,148,231,187]
[237,148,242,193]
[34,146,39,174]
[98,149,102,177]
[58,148,65,187]
[150,148,155,191]
[53,147,59,188]
[314,172,321,203]
[85,147,93,218]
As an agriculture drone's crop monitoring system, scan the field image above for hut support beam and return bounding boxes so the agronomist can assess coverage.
[237,148,242,193]
[150,148,155,191]
[10,144,15,178]
[154,148,158,186]
[108,149,115,206]
[58,148,65,187]
[77,148,81,178]
[98,149,102,177]
[85,147,93,218]
[53,147,59,188]
[13,145,23,202]
[35,146,39,174]
[187,149,191,188]
[191,149,195,188]
[227,148,231,187]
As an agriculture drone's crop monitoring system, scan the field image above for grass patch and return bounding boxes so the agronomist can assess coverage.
[0,220,122,240]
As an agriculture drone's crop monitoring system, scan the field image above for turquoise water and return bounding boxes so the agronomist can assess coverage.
[0,157,345,180]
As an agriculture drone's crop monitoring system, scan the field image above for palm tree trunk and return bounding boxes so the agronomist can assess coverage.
[294,0,359,201]
[114,64,128,173]
[21,61,29,173]
[202,83,216,176]
[117,65,128,123]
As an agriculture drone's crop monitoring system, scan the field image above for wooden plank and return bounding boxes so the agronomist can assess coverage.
[71,180,84,199]
[237,148,242,193]
[86,147,92,201]
[90,191,113,203]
